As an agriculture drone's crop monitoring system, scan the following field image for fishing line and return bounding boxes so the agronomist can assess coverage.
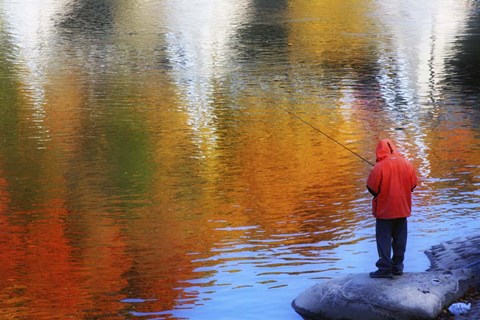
[282,108,375,167]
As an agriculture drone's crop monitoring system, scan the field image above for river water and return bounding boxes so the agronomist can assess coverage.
[0,0,479,319]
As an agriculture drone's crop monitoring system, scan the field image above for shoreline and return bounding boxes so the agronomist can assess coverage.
[435,287,480,320]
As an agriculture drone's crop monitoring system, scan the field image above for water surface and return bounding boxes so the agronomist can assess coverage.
[0,0,479,319]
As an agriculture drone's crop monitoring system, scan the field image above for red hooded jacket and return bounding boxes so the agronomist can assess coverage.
[367,139,417,219]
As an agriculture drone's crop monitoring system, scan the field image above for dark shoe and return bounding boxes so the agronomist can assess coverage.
[392,269,403,276]
[369,270,393,279]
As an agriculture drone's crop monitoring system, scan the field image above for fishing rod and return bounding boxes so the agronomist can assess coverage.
[282,108,375,167]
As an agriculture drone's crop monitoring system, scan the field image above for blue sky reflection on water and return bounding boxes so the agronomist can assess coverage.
[0,0,479,319]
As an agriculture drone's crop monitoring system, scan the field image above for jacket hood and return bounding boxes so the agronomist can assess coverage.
[376,139,399,162]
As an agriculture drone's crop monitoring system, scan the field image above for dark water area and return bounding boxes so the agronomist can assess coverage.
[0,0,479,319]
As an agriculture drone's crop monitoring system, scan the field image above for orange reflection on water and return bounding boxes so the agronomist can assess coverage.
[0,194,83,318]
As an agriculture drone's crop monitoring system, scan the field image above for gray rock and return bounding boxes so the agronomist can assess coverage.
[425,235,480,273]
[292,236,480,320]
[292,270,473,320]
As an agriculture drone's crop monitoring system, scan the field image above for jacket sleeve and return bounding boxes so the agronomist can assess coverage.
[410,164,418,192]
[366,166,380,197]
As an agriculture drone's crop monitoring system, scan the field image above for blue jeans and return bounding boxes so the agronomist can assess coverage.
[375,218,408,272]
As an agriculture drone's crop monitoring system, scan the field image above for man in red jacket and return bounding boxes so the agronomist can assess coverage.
[367,139,417,278]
